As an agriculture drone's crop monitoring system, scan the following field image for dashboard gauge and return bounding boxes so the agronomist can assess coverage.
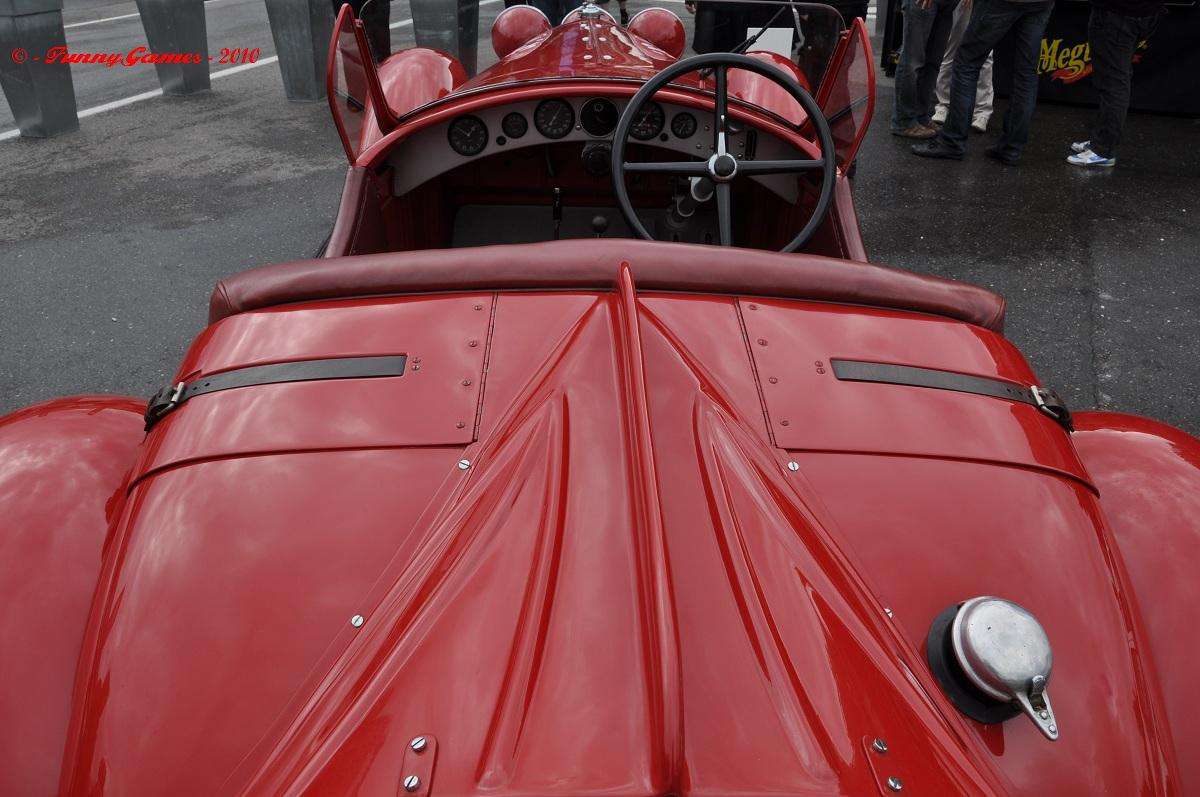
[580,97,619,137]
[534,98,575,139]
[629,101,665,140]
[448,115,488,156]
[670,111,698,139]
[501,111,528,139]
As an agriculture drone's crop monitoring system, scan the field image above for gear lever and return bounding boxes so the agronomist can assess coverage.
[591,215,609,238]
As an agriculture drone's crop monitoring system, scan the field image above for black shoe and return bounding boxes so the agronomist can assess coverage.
[911,139,963,160]
[984,144,1020,166]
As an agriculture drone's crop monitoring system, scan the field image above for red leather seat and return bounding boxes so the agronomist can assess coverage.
[209,240,1006,333]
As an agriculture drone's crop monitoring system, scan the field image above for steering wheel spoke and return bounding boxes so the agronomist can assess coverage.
[737,159,826,176]
[623,161,709,176]
[715,182,732,246]
[713,65,728,155]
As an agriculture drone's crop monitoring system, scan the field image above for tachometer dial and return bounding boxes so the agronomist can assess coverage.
[670,111,698,139]
[501,111,528,139]
[630,101,665,141]
[534,98,575,139]
[448,115,488,156]
[580,97,618,137]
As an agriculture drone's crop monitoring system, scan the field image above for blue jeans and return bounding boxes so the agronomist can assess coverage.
[938,0,1054,156]
[892,0,960,130]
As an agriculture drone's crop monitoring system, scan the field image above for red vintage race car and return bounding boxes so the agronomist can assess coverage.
[2,2,1198,794]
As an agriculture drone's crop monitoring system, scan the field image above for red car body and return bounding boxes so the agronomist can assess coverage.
[1,5,1197,795]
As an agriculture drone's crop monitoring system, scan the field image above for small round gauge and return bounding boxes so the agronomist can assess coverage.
[448,115,488,156]
[580,97,619,137]
[671,111,698,139]
[630,101,665,141]
[501,111,528,139]
[534,98,575,139]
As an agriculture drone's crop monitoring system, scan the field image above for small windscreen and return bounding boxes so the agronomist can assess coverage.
[816,18,873,168]
[328,4,371,161]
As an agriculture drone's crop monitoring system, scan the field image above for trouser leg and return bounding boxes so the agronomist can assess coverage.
[359,0,391,61]
[1088,8,1144,158]
[998,0,1052,154]
[916,0,956,123]
[892,0,937,129]
[939,0,1011,150]
[975,51,994,120]
[935,0,970,110]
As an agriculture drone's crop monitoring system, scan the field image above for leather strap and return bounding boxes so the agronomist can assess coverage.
[144,355,407,431]
[831,359,1073,431]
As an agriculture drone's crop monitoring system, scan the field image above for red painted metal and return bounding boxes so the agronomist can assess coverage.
[3,282,1181,795]
[1073,411,1200,793]
[491,4,551,59]
[0,397,144,796]
[626,8,687,59]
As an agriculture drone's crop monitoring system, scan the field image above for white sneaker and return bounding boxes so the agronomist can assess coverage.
[1071,140,1090,153]
[1067,148,1116,167]
[971,115,989,133]
[931,106,947,124]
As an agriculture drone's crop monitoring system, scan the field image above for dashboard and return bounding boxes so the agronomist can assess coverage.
[389,95,805,202]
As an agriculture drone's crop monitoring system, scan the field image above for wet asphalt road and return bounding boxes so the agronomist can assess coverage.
[0,10,1197,433]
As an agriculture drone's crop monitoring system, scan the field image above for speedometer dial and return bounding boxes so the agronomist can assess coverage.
[534,98,575,139]
[630,101,665,141]
[447,115,488,156]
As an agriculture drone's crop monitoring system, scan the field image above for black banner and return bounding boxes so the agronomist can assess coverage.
[994,0,1200,116]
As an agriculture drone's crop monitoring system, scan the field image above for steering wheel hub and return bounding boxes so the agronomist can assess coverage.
[708,153,738,181]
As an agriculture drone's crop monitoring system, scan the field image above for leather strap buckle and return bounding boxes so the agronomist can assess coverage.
[143,381,185,431]
[1030,385,1073,432]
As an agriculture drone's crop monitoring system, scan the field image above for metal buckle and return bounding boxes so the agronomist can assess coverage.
[1030,386,1054,414]
[144,381,186,431]
[1030,386,1073,432]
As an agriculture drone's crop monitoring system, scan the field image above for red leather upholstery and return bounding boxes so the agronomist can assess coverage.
[209,240,1006,332]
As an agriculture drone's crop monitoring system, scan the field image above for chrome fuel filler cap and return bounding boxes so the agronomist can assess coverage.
[926,596,1059,740]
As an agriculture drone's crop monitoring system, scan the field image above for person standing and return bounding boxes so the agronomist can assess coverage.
[891,0,961,139]
[931,0,994,132]
[597,0,630,24]
[1067,0,1163,166]
[533,0,584,24]
[911,0,1055,165]
[331,0,391,62]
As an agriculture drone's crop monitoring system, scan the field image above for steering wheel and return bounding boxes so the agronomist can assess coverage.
[610,52,838,253]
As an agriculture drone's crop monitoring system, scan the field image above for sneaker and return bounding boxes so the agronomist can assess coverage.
[931,106,948,125]
[1071,140,1090,153]
[1067,148,1116,167]
[910,139,963,160]
[971,115,989,133]
[892,123,936,140]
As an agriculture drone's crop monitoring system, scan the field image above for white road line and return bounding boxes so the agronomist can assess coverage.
[64,11,140,28]
[64,0,235,29]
